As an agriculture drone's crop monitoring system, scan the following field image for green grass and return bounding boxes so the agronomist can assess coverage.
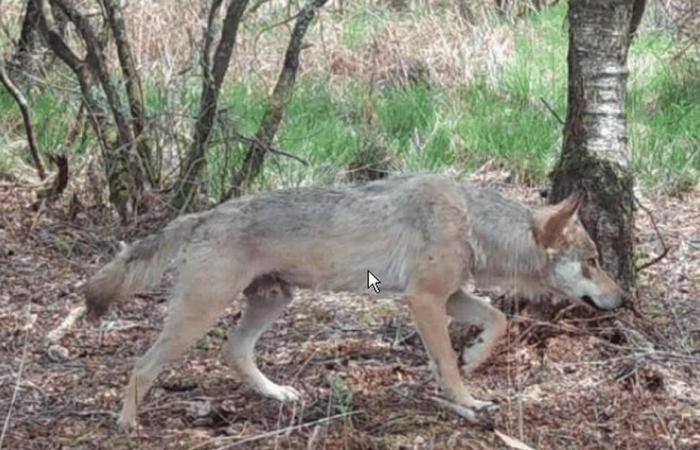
[455,81,561,180]
[206,2,697,192]
[0,88,73,173]
[341,8,388,49]
[628,54,700,190]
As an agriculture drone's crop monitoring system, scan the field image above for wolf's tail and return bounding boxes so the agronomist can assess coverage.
[84,213,206,319]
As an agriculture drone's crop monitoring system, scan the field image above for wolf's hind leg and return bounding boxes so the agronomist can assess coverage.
[221,275,299,402]
[447,290,506,373]
[118,255,252,431]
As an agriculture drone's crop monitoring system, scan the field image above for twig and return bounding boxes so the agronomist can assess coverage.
[0,50,46,180]
[634,195,670,271]
[23,198,46,242]
[186,411,363,450]
[430,396,478,424]
[209,133,309,166]
[231,132,308,166]
[66,409,119,419]
[0,326,30,449]
[305,424,322,450]
[494,429,536,450]
[539,97,564,125]
[46,305,86,343]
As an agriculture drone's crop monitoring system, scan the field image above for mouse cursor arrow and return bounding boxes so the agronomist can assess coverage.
[367,270,381,293]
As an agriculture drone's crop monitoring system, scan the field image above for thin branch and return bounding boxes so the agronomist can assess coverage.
[0,313,30,449]
[0,50,46,180]
[430,396,478,424]
[37,0,83,74]
[540,97,564,125]
[185,411,363,450]
[247,0,274,15]
[101,0,155,184]
[37,0,107,148]
[50,0,136,152]
[233,132,308,165]
[634,195,670,271]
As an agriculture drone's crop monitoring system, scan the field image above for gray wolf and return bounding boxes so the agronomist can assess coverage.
[84,174,626,430]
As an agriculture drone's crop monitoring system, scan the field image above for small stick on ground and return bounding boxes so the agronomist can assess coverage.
[46,305,86,343]
[430,396,478,424]
[0,308,32,450]
[186,411,363,450]
[634,195,670,271]
[23,198,46,242]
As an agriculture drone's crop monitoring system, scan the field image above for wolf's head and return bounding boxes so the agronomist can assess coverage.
[533,194,626,310]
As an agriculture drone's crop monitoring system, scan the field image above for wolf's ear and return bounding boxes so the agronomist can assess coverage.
[533,192,582,248]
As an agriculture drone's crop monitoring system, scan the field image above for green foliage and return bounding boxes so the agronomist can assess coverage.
[330,377,354,415]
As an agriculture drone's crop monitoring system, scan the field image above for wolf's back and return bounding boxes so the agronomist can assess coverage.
[84,213,205,319]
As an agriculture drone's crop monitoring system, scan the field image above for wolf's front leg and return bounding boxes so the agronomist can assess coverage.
[407,291,495,412]
[446,290,506,373]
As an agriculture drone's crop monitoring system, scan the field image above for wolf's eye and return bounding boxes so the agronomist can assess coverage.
[587,257,598,267]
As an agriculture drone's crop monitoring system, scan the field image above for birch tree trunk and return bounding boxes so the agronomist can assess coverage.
[550,0,646,291]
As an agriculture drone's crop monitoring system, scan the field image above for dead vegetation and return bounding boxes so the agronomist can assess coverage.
[1,171,698,449]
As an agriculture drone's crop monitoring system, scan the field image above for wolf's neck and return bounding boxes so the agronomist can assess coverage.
[463,186,548,287]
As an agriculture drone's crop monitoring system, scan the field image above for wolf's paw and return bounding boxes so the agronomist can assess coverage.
[431,396,497,429]
[258,382,301,402]
[471,399,499,429]
[471,398,499,413]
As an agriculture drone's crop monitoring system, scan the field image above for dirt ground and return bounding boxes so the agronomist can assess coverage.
[1,176,699,450]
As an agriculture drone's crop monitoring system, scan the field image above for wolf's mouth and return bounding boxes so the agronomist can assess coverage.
[580,295,601,310]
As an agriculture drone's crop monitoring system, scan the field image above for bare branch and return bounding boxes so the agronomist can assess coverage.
[101,0,155,184]
[0,48,46,180]
[228,0,329,197]
[173,0,251,209]
[37,153,69,201]
[37,0,146,221]
[539,96,564,125]
[233,132,308,166]
[50,0,136,153]
[201,0,225,84]
[634,195,670,271]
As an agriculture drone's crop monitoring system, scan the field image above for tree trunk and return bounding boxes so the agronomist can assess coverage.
[102,0,156,185]
[11,0,67,81]
[36,0,144,222]
[550,0,645,291]
[13,0,42,66]
[172,0,250,210]
[228,0,328,197]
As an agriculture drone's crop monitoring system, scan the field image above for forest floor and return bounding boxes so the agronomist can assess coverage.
[1,173,699,450]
